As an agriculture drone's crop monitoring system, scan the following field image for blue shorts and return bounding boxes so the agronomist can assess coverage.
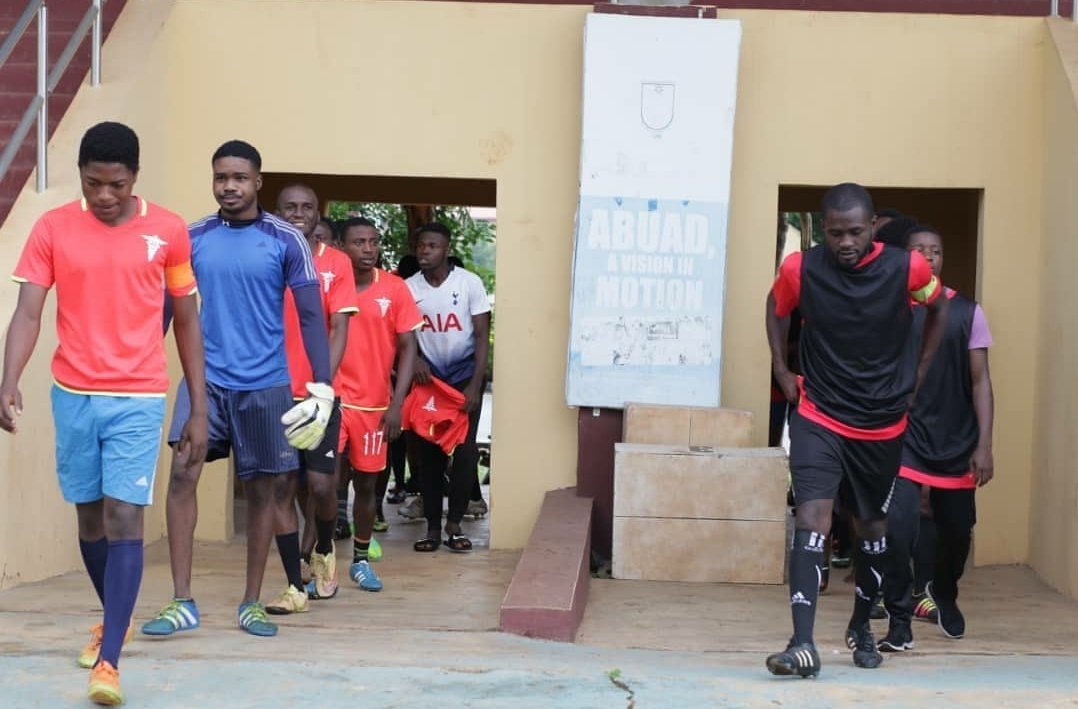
[168,380,298,480]
[51,385,167,506]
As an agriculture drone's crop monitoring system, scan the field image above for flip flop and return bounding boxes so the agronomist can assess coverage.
[444,533,473,553]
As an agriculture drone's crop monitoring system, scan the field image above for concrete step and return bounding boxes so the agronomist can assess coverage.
[500,487,593,642]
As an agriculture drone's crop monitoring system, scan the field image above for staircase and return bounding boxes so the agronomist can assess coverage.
[0,0,127,227]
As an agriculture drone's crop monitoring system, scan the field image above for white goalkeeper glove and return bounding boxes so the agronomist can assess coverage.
[281,382,335,450]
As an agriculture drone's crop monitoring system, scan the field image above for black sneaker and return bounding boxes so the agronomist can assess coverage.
[766,640,821,678]
[847,623,883,668]
[926,581,965,639]
[878,622,914,652]
[333,519,351,541]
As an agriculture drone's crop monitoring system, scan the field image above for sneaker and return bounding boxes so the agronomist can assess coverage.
[398,495,425,521]
[349,559,383,592]
[141,598,200,636]
[386,488,407,504]
[78,623,134,669]
[88,659,123,706]
[238,602,277,637]
[847,623,883,668]
[926,581,965,639]
[878,622,914,652]
[819,564,830,593]
[369,537,383,562]
[372,512,389,533]
[300,557,312,585]
[765,640,821,678]
[265,585,310,615]
[466,498,488,519]
[913,593,940,623]
[306,550,338,600]
[831,552,852,569]
[334,519,352,541]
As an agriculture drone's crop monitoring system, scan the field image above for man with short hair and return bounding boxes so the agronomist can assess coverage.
[407,223,491,553]
[765,183,948,677]
[335,217,420,588]
[878,225,994,651]
[265,184,356,612]
[142,141,334,639]
[1,121,207,704]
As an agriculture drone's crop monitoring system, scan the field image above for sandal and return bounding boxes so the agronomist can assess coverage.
[414,536,440,552]
[444,533,473,553]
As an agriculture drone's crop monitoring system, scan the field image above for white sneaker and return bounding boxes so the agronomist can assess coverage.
[398,495,425,521]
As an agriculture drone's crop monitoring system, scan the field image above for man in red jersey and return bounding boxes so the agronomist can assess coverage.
[267,184,356,612]
[0,122,207,705]
[335,217,420,590]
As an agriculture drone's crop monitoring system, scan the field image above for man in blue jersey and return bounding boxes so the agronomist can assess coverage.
[142,141,334,638]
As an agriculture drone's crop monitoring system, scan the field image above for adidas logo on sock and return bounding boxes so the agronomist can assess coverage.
[791,592,812,607]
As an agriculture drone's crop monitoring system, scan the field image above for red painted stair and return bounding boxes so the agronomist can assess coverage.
[0,0,127,227]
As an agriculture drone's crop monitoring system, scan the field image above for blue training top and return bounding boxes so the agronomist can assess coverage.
[188,210,318,391]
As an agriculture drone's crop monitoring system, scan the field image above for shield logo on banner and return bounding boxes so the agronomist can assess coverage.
[640,82,676,131]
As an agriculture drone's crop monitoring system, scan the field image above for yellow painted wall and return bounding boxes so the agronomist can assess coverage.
[0,1,1053,586]
[1033,19,1078,599]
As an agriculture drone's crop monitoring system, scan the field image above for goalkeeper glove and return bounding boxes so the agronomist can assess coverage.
[281,382,334,450]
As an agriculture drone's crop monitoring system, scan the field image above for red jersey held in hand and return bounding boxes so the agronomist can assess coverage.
[402,377,469,455]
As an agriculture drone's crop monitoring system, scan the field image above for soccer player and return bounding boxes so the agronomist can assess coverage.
[0,122,207,705]
[879,226,994,650]
[764,183,948,677]
[335,217,420,588]
[267,184,356,611]
[142,141,334,639]
[407,223,491,553]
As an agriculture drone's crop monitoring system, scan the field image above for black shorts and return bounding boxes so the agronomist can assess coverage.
[169,380,298,480]
[788,410,902,521]
[297,401,342,476]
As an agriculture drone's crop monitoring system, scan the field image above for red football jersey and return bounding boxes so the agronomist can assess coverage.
[334,269,422,409]
[12,197,196,394]
[401,377,469,455]
[283,242,358,398]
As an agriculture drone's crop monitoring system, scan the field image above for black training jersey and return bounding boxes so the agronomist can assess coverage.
[904,291,979,476]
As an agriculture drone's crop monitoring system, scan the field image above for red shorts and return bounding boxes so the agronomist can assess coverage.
[338,406,388,474]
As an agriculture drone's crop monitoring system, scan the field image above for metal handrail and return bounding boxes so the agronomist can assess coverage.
[0,1,103,193]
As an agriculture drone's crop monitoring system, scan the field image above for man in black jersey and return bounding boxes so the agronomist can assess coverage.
[878,226,994,651]
[764,183,948,677]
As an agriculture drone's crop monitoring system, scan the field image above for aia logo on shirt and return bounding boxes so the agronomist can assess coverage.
[422,313,463,333]
[141,234,166,261]
[320,271,336,293]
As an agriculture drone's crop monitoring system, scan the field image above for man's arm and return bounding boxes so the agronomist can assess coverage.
[382,331,418,439]
[0,283,48,432]
[327,312,350,380]
[969,348,994,486]
[171,294,208,465]
[463,312,490,413]
[913,293,949,401]
[292,285,331,384]
[765,293,797,404]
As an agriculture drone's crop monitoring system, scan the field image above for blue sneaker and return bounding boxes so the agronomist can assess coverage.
[349,560,383,592]
[141,598,200,636]
[238,602,278,637]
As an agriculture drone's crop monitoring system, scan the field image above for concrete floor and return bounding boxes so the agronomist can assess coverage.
[3,500,1078,707]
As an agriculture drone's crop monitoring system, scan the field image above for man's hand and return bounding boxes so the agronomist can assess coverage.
[775,370,799,405]
[413,359,432,385]
[281,382,335,450]
[971,445,994,487]
[462,381,482,413]
[381,402,403,441]
[0,381,22,433]
[176,411,208,469]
